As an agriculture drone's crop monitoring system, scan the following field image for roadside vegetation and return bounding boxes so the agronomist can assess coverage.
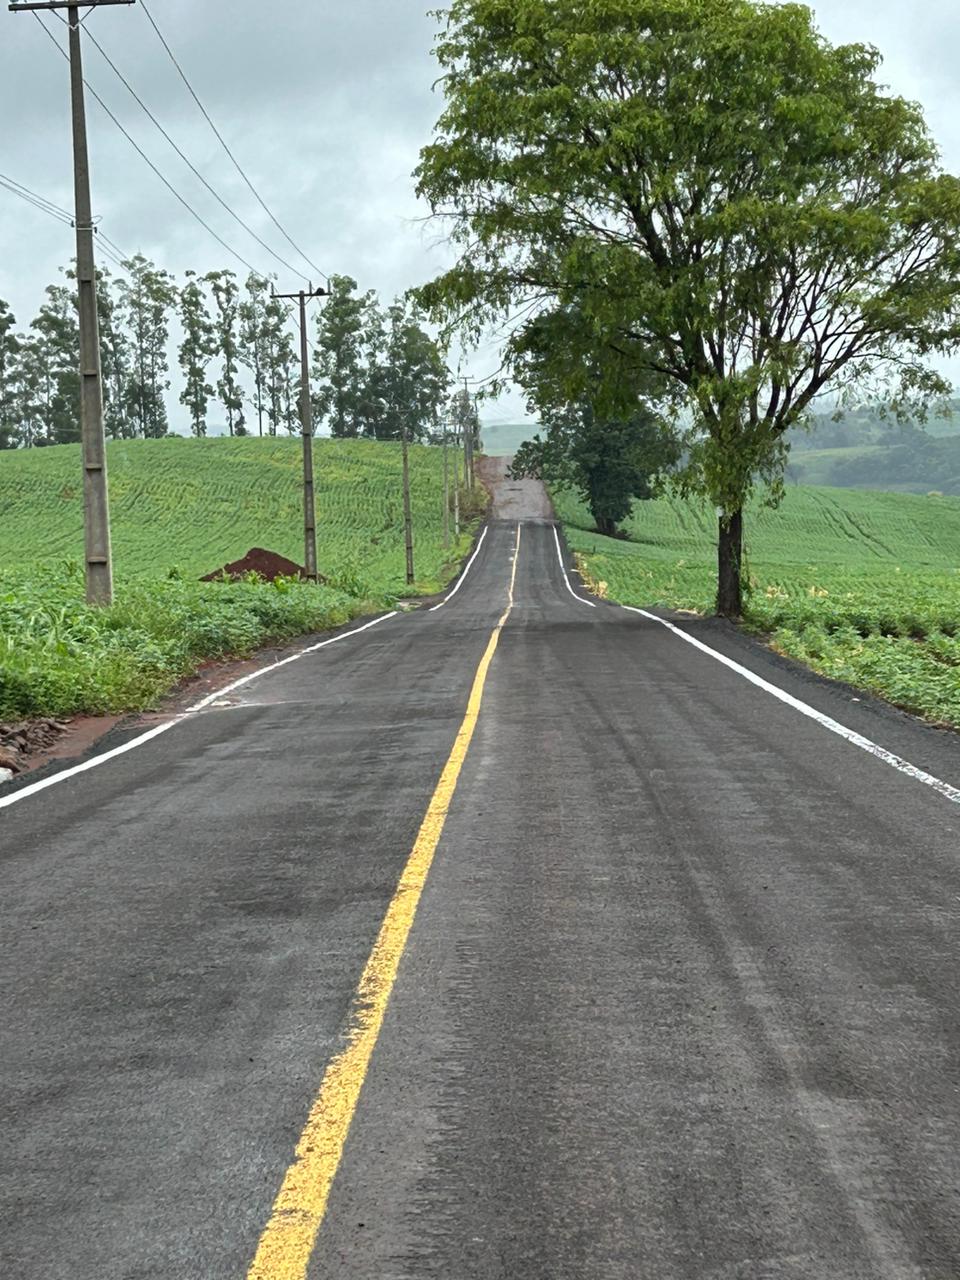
[0,436,486,720]
[555,485,960,727]
[0,570,364,719]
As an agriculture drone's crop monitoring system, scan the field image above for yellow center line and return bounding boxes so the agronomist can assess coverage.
[246,522,523,1280]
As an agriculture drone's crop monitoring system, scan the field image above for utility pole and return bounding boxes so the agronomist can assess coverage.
[462,376,475,491]
[453,422,460,537]
[11,0,135,605]
[273,284,327,581]
[442,425,450,550]
[400,414,415,586]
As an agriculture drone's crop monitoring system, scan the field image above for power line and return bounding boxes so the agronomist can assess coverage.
[0,171,129,270]
[34,13,265,278]
[139,0,328,284]
[79,22,310,283]
[0,174,72,225]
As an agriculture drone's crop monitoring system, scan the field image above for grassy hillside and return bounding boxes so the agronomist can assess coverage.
[0,436,468,593]
[480,422,538,456]
[0,437,483,720]
[555,485,960,726]
[785,403,960,492]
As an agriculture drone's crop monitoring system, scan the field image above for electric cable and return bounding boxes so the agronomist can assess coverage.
[81,23,310,283]
[139,0,328,283]
[0,173,129,269]
[35,13,265,278]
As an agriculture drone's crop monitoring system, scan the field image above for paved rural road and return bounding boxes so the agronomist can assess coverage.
[6,472,960,1279]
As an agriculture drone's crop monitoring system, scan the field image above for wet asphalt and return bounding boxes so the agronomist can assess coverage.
[4,481,960,1278]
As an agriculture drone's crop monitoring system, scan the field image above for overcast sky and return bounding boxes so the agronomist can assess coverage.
[1,0,958,427]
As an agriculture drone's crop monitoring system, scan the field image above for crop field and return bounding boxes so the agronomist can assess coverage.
[555,484,960,727]
[0,437,483,720]
[0,436,475,592]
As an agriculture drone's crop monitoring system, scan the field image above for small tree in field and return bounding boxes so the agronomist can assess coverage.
[510,303,680,534]
[512,405,678,536]
[415,0,960,615]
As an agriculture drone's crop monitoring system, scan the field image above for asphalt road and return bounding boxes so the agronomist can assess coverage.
[5,480,960,1278]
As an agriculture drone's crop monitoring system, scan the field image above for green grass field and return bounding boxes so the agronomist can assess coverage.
[0,437,483,720]
[0,436,475,592]
[554,484,960,727]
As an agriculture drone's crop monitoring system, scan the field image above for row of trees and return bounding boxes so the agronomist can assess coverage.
[415,0,960,615]
[0,264,462,448]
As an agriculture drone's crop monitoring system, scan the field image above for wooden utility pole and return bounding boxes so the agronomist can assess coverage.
[11,0,135,605]
[273,284,327,581]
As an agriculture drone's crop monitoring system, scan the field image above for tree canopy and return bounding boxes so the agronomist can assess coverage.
[415,0,960,613]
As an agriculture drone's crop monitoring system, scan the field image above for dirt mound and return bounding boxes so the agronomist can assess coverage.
[201,547,324,583]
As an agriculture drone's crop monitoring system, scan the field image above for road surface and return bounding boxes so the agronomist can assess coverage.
[4,479,960,1279]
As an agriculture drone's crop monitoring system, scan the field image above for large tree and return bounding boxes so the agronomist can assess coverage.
[312,274,377,437]
[14,332,59,448]
[415,0,960,615]
[362,300,451,441]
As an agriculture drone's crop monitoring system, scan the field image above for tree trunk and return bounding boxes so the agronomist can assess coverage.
[717,509,743,618]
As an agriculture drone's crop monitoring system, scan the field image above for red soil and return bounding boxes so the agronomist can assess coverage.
[200,547,325,584]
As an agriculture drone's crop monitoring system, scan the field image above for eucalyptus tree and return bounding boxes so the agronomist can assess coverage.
[362,299,450,441]
[238,273,271,436]
[117,254,177,438]
[31,283,81,445]
[238,277,295,437]
[95,267,131,439]
[415,0,960,615]
[311,274,377,437]
[263,292,296,436]
[14,332,56,448]
[0,300,19,449]
[178,271,216,437]
[206,268,246,436]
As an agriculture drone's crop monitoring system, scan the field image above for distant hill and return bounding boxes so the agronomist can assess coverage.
[480,421,538,456]
[477,406,960,492]
[785,402,960,493]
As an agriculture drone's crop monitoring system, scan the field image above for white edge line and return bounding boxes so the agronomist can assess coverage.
[622,605,960,806]
[0,609,399,812]
[429,525,489,611]
[552,525,597,608]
